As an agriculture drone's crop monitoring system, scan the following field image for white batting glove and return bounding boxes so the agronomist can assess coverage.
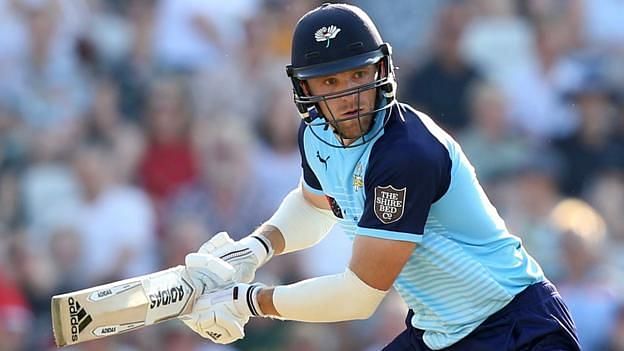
[196,232,274,283]
[180,283,264,344]
[184,253,236,295]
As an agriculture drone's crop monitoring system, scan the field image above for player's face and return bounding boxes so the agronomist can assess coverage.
[306,64,378,143]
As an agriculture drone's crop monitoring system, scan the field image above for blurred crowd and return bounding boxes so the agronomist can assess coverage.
[0,0,623,350]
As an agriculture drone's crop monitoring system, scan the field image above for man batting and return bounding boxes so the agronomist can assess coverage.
[180,3,581,350]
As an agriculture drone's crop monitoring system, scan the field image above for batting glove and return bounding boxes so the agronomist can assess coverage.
[184,252,236,295]
[180,283,264,344]
[195,232,273,283]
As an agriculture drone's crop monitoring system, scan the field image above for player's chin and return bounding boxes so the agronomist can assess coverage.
[331,116,371,136]
[336,126,367,140]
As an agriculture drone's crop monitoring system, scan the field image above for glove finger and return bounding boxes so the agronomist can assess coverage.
[196,311,233,343]
[179,312,210,339]
[199,232,235,254]
[189,308,243,344]
[185,253,235,282]
[211,309,245,342]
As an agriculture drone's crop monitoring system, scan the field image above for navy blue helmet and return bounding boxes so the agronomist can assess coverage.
[286,3,397,147]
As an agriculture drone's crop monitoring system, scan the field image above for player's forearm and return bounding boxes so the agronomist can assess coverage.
[255,269,387,322]
[263,187,337,254]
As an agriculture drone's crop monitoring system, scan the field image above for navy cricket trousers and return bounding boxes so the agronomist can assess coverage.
[382,280,580,351]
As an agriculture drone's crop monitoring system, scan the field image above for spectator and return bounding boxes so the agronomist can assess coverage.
[71,143,157,284]
[161,216,207,269]
[82,77,126,146]
[554,69,623,195]
[606,304,624,351]
[165,117,272,240]
[152,0,260,71]
[497,15,581,140]
[458,81,530,183]
[499,151,566,279]
[402,1,481,135]
[253,86,301,211]
[12,0,90,131]
[0,169,21,231]
[138,75,197,223]
[9,231,59,350]
[108,0,158,122]
[554,198,620,351]
[21,130,81,245]
[0,266,32,351]
[354,0,442,70]
[46,226,83,289]
[460,0,535,82]
[587,171,624,241]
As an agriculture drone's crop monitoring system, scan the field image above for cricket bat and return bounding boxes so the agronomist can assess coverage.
[51,255,233,347]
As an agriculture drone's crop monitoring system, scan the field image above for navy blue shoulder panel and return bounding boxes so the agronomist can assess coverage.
[298,122,323,191]
[358,104,452,235]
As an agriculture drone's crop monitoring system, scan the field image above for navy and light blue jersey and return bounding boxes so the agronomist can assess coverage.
[298,103,545,350]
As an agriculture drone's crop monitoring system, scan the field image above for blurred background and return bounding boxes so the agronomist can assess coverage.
[0,0,623,350]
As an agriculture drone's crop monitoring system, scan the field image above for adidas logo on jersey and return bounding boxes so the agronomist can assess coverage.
[68,297,93,342]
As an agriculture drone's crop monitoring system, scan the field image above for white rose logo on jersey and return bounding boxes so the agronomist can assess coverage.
[353,163,364,192]
[374,185,406,224]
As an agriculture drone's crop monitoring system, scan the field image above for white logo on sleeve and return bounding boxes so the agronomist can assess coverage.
[374,185,406,224]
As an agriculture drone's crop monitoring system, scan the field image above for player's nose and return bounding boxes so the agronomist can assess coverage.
[339,82,359,105]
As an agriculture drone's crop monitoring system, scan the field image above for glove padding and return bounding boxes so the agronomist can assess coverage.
[184,252,236,295]
[197,232,273,283]
[180,283,264,344]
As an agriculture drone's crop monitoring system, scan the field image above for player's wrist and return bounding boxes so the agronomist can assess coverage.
[239,235,274,266]
[256,287,281,317]
[232,283,265,318]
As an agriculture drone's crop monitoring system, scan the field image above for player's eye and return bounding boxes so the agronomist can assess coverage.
[323,77,338,86]
[353,70,367,79]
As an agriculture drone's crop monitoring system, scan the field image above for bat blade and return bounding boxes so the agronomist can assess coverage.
[51,266,197,347]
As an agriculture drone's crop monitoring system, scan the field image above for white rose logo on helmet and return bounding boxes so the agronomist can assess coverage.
[315,25,341,47]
